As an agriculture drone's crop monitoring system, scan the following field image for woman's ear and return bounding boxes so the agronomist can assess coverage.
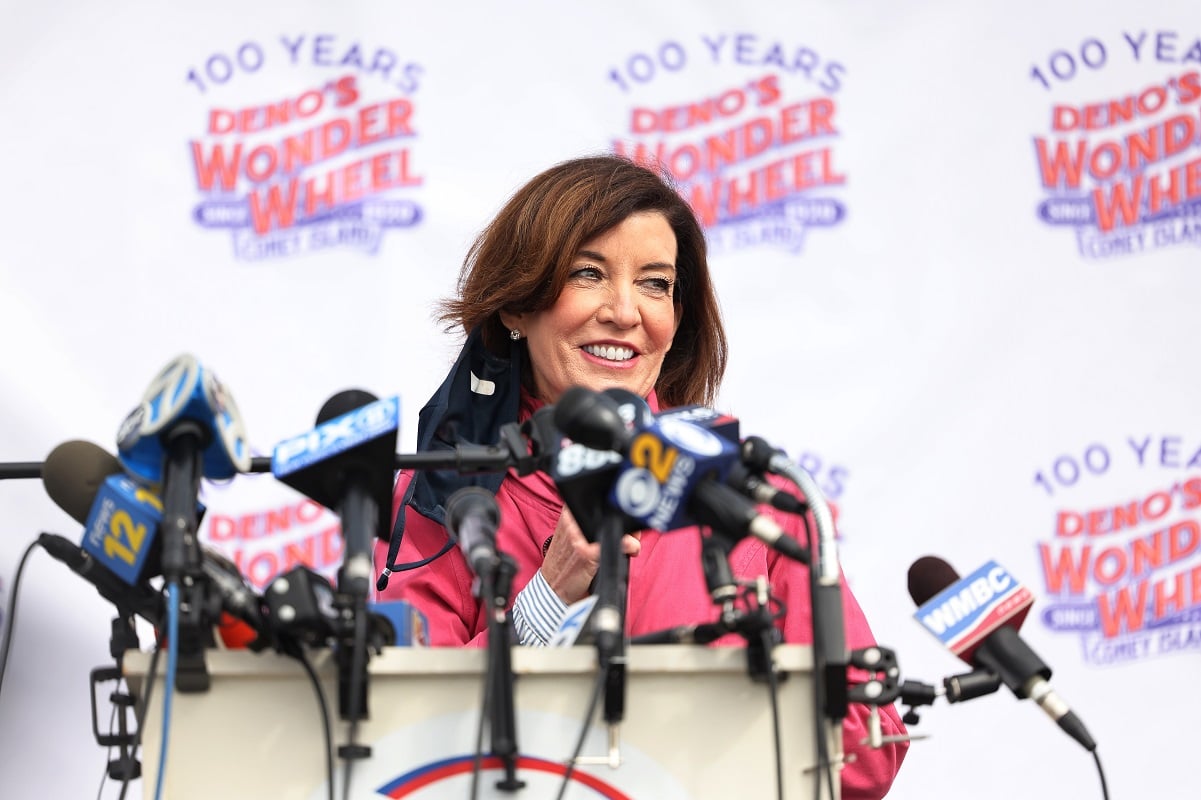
[499,310,523,334]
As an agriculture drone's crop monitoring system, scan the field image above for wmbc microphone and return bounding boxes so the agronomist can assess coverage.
[908,555,1097,752]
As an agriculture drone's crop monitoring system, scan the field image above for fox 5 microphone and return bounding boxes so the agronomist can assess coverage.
[272,391,399,600]
[116,354,251,585]
[908,555,1097,752]
[41,439,267,646]
[552,386,808,563]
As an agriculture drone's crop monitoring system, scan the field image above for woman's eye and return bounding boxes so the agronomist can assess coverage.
[570,266,602,281]
[643,277,674,296]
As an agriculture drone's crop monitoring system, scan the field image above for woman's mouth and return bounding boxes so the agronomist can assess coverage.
[582,344,635,362]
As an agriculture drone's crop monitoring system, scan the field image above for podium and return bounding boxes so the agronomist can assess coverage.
[124,644,839,799]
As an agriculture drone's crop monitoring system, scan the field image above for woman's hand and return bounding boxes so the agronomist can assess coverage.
[540,506,641,604]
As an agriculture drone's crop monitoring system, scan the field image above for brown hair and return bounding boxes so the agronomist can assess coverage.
[438,154,727,408]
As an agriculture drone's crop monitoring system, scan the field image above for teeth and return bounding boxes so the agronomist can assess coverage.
[583,344,634,362]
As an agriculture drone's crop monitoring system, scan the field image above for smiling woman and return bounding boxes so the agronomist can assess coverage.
[372,153,908,800]
[500,211,682,404]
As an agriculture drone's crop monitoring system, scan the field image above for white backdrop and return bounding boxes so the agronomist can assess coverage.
[2,1,1198,797]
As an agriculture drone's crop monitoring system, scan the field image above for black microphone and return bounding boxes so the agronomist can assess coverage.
[37,533,164,622]
[727,454,808,516]
[908,555,1098,752]
[272,390,399,600]
[445,486,501,580]
[552,386,808,563]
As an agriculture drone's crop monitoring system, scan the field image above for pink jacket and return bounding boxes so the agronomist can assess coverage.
[374,441,908,798]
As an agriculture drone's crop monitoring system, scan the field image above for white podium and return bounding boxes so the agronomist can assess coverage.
[124,644,839,799]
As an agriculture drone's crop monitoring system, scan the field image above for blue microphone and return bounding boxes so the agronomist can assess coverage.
[117,353,250,484]
[553,387,808,563]
[116,354,251,584]
[40,440,267,641]
[272,391,400,599]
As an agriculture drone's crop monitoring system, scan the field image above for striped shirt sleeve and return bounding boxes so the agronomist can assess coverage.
[510,570,568,646]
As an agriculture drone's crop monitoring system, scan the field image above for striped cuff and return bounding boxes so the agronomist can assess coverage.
[511,570,568,646]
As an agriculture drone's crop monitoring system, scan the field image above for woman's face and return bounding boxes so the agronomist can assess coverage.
[503,211,682,405]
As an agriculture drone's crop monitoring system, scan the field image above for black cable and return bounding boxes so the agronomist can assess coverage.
[760,626,785,800]
[1093,749,1110,800]
[95,703,119,800]
[123,637,164,800]
[554,664,606,800]
[287,644,336,800]
[0,539,38,697]
[470,597,494,800]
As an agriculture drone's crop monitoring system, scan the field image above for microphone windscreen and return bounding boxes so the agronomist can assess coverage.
[316,389,379,425]
[42,440,123,524]
[445,486,500,536]
[907,555,962,606]
[552,386,627,451]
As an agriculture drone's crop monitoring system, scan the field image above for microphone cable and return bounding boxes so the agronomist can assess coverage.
[469,567,497,800]
[1093,749,1111,800]
[554,664,607,800]
[0,538,38,698]
[284,641,336,800]
[757,621,785,800]
[153,584,181,800]
[122,630,163,800]
[94,702,119,800]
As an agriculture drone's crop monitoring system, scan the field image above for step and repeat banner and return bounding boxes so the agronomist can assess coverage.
[2,1,1198,797]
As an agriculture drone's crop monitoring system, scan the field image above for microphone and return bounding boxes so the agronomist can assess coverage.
[908,555,1098,752]
[41,440,267,642]
[116,353,251,484]
[116,354,251,587]
[44,440,170,586]
[37,533,164,622]
[272,390,400,599]
[444,486,501,580]
[552,386,808,562]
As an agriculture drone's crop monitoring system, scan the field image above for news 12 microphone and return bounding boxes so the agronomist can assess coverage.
[41,440,267,644]
[272,391,399,600]
[908,555,1098,752]
[553,386,808,563]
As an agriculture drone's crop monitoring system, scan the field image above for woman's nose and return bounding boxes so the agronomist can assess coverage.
[598,286,640,327]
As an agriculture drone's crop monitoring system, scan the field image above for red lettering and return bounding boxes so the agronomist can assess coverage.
[1039,543,1090,594]
[208,514,236,541]
[1097,581,1148,636]
[1056,511,1083,537]
[1169,520,1201,561]
[191,141,242,191]
[1034,138,1087,189]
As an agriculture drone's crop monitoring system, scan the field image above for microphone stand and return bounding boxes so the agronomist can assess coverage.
[483,552,525,792]
[592,509,629,741]
[631,533,782,681]
[159,420,211,693]
[763,457,847,721]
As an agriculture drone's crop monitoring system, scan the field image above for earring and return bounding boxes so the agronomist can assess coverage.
[510,329,522,341]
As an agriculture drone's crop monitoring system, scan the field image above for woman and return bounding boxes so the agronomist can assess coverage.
[373,154,907,798]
